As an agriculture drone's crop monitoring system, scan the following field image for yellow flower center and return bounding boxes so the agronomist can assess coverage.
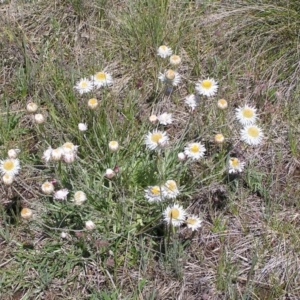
[3,174,10,179]
[166,70,175,80]
[231,158,239,167]
[242,108,254,118]
[89,98,97,105]
[21,208,30,214]
[190,144,200,153]
[95,72,106,81]
[52,148,61,155]
[187,218,197,225]
[166,180,177,191]
[247,127,259,138]
[169,208,179,219]
[170,55,180,63]
[215,134,224,142]
[74,191,84,200]
[110,141,117,147]
[151,186,160,195]
[63,142,74,150]
[3,160,14,171]
[201,80,212,89]
[151,133,163,143]
[43,182,51,188]
[219,99,226,105]
[21,208,32,219]
[80,81,88,88]
[160,45,167,51]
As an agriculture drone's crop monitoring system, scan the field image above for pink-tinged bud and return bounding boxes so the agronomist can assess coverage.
[8,149,20,159]
[149,115,158,124]
[63,152,76,163]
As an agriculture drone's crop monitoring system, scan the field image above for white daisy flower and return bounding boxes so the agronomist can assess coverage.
[145,130,169,150]
[21,208,33,220]
[72,191,87,205]
[0,158,20,176]
[74,78,93,94]
[235,104,258,126]
[195,78,218,97]
[34,113,45,124]
[185,94,199,110]
[26,102,38,113]
[85,220,96,231]
[158,69,181,86]
[228,157,245,174]
[164,180,180,199]
[54,189,69,200]
[157,45,172,58]
[184,142,206,160]
[169,55,181,66]
[88,98,99,109]
[8,149,20,159]
[91,72,113,88]
[145,185,165,202]
[42,147,52,162]
[2,174,14,186]
[214,134,225,144]
[163,204,186,227]
[158,113,173,125]
[186,215,202,231]
[240,125,264,146]
[217,99,228,109]
[109,141,119,152]
[41,181,55,195]
[51,147,64,161]
[78,123,88,132]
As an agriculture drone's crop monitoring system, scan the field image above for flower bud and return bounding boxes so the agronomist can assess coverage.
[21,208,33,220]
[34,113,45,124]
[177,152,186,161]
[88,98,98,109]
[108,141,119,152]
[2,174,14,186]
[27,102,38,113]
[85,220,96,231]
[105,168,115,179]
[41,181,55,195]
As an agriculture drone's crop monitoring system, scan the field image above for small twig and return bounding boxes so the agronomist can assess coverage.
[0,258,14,268]
[105,269,117,290]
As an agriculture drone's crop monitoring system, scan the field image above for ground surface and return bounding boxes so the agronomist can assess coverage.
[1,0,300,299]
